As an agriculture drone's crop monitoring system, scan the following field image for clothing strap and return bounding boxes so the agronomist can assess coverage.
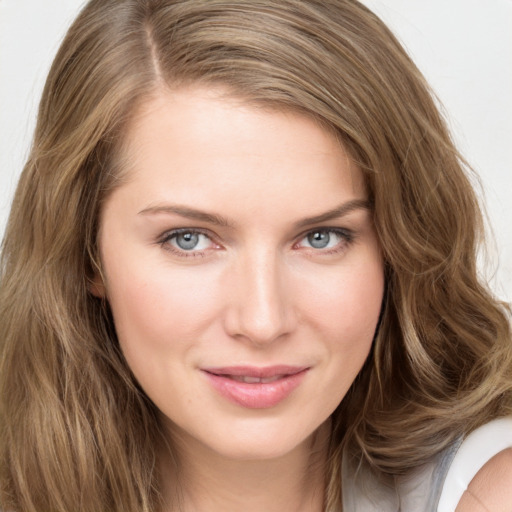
[437,417,512,512]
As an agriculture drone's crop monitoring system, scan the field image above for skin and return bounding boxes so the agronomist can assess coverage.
[93,86,385,511]
[455,447,512,512]
[91,85,512,510]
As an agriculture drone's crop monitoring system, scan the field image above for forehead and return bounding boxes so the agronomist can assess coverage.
[110,86,367,217]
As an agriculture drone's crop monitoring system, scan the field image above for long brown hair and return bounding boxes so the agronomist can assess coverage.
[1,1,511,510]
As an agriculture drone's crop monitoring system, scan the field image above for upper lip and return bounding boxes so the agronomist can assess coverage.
[202,365,309,379]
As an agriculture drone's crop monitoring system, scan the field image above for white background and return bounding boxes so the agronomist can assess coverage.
[1,0,511,301]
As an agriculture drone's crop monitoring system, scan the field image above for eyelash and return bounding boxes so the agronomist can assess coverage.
[157,227,355,258]
[158,228,215,258]
[295,228,354,255]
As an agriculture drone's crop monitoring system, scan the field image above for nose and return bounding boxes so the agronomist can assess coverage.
[223,247,296,346]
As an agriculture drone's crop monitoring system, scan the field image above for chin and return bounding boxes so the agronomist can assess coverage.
[206,437,311,462]
[186,415,328,463]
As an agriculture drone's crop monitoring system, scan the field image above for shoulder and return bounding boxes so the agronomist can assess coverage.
[438,417,512,512]
[455,447,512,511]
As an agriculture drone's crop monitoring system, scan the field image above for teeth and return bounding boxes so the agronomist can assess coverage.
[261,375,283,383]
[228,375,284,383]
[241,376,261,384]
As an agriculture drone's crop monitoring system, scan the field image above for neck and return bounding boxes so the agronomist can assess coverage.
[160,423,330,512]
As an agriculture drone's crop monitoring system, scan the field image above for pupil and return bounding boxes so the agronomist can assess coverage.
[176,232,199,250]
[308,231,330,249]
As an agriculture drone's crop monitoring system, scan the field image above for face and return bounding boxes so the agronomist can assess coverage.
[95,87,384,462]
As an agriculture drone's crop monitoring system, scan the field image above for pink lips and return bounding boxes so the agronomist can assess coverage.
[202,365,309,409]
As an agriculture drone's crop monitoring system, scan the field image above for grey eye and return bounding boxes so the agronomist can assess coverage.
[161,230,215,255]
[307,231,331,249]
[174,232,200,250]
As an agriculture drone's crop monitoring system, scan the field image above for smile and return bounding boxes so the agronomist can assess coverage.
[202,366,309,409]
[224,375,284,384]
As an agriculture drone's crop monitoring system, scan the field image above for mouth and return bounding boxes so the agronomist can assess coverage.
[201,365,309,409]
[216,374,287,384]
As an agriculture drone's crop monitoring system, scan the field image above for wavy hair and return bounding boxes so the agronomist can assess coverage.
[1,1,511,510]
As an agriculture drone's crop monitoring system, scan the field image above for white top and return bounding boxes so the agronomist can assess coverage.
[341,417,512,512]
[437,416,512,511]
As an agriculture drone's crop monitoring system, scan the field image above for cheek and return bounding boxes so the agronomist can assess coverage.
[103,254,223,360]
[301,259,384,343]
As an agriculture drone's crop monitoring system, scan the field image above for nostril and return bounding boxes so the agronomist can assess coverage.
[223,299,295,345]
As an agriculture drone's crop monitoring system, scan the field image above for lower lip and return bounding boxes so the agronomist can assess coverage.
[203,370,309,409]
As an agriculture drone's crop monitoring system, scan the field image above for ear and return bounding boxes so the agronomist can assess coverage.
[88,273,106,298]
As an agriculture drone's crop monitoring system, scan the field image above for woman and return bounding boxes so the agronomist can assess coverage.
[1,1,511,511]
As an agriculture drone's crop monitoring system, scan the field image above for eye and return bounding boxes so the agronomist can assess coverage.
[160,229,216,255]
[296,228,352,251]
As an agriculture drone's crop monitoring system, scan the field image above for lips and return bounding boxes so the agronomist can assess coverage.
[202,365,309,409]
[221,374,285,384]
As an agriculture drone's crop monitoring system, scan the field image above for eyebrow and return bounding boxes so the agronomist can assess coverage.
[138,199,371,229]
[293,199,371,229]
[138,204,232,227]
